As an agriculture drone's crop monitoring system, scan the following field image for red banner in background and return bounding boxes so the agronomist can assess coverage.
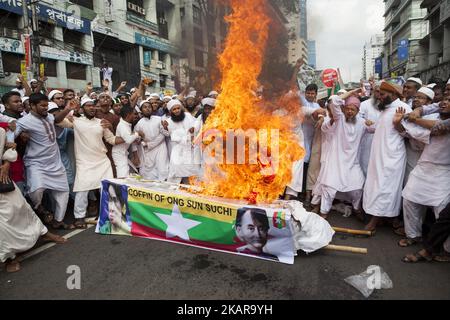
[23,35,32,69]
[321,69,338,88]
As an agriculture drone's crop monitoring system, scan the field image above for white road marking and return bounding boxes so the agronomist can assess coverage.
[18,223,95,262]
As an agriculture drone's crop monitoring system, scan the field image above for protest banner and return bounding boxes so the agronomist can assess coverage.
[96,179,297,264]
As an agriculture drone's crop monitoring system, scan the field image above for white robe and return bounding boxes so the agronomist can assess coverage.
[0,141,47,263]
[134,116,169,181]
[358,98,381,176]
[112,118,140,178]
[363,99,412,217]
[16,113,68,193]
[59,117,117,193]
[402,114,450,207]
[314,97,367,193]
[164,113,201,180]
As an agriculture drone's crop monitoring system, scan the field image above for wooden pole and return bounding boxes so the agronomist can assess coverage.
[325,244,368,255]
[332,227,374,237]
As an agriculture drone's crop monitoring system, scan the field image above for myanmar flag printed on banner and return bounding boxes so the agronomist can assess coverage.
[97,181,296,264]
[273,211,286,229]
[128,187,243,252]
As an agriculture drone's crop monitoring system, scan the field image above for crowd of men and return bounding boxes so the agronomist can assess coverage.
[0,68,449,272]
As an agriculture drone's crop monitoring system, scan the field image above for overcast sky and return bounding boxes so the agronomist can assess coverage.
[308,0,385,82]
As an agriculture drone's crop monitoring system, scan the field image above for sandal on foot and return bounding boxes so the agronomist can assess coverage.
[398,238,422,248]
[6,260,21,273]
[433,253,450,262]
[74,219,87,229]
[403,251,432,263]
[52,221,75,230]
[394,227,406,237]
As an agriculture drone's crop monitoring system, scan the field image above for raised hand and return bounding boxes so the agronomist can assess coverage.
[393,107,406,125]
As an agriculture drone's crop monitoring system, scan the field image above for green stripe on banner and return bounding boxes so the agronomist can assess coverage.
[129,202,236,245]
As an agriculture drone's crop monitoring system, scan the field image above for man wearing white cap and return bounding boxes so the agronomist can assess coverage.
[162,99,201,183]
[134,100,169,181]
[11,76,32,97]
[403,87,435,184]
[393,95,450,248]
[404,77,423,107]
[208,91,219,99]
[56,97,125,228]
[184,92,201,117]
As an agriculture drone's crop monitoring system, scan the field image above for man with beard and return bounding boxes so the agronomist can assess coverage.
[134,101,169,181]
[363,81,412,232]
[404,87,435,184]
[311,89,371,219]
[48,90,76,201]
[393,95,450,248]
[95,92,120,175]
[11,75,32,97]
[403,77,423,107]
[184,93,201,117]
[63,89,76,104]
[1,92,27,195]
[57,98,125,228]
[359,83,382,176]
[162,100,201,184]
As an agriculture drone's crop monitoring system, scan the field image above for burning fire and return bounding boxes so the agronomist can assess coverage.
[193,0,305,204]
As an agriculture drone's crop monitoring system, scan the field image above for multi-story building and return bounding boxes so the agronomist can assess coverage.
[0,0,98,93]
[417,0,450,82]
[308,40,316,69]
[299,0,307,41]
[283,7,308,66]
[362,34,384,79]
[382,0,428,78]
[0,0,229,94]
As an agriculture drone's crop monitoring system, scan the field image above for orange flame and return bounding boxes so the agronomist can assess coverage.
[193,0,305,204]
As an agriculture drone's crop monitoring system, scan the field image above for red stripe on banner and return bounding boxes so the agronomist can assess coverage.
[132,222,245,253]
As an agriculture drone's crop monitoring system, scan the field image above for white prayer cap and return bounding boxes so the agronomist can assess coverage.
[171,94,178,99]
[208,91,219,97]
[163,95,172,102]
[29,78,38,84]
[201,98,216,107]
[447,78,450,85]
[418,87,435,101]
[150,93,160,100]
[48,101,59,112]
[48,90,63,101]
[21,97,29,105]
[81,97,95,107]
[130,88,137,93]
[139,100,151,109]
[145,91,152,96]
[337,89,348,95]
[186,91,196,99]
[427,83,437,89]
[407,77,423,86]
[167,99,182,112]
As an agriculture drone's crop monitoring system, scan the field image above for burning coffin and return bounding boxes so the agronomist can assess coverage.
[96,179,335,265]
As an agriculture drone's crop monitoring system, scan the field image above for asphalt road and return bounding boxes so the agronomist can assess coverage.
[1,212,449,300]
